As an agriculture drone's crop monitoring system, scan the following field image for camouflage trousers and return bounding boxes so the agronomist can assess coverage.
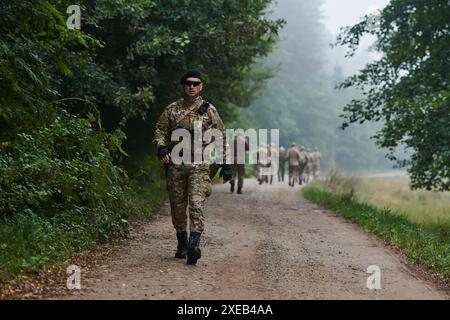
[230,164,245,189]
[312,163,320,179]
[278,161,286,181]
[288,164,299,179]
[299,162,307,181]
[166,162,212,233]
[304,163,312,175]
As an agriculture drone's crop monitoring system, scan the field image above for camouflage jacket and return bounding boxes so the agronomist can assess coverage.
[287,147,301,166]
[310,151,322,164]
[154,96,228,162]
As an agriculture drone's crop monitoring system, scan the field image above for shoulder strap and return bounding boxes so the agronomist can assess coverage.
[172,99,204,129]
[197,101,210,115]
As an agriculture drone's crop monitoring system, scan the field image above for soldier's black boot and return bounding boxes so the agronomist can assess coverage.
[175,231,188,259]
[237,186,242,194]
[187,232,202,265]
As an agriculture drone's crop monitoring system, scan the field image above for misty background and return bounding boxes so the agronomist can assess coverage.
[229,0,396,173]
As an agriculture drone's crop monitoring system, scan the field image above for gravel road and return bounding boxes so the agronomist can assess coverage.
[71,179,447,300]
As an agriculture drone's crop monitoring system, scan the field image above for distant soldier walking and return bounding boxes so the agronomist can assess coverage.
[304,148,313,184]
[311,147,322,180]
[278,146,287,182]
[298,146,309,185]
[287,143,301,187]
[230,133,249,194]
[154,69,232,265]
[256,144,270,184]
[267,143,278,185]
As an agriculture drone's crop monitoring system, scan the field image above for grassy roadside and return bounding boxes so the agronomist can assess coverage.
[356,176,450,224]
[303,176,450,279]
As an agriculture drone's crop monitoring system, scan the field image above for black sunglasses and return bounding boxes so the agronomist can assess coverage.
[183,80,202,87]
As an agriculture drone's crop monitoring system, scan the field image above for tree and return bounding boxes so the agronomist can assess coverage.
[335,0,450,191]
[57,0,284,162]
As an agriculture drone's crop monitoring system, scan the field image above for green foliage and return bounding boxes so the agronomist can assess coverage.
[0,111,129,234]
[55,0,284,158]
[335,0,450,191]
[0,1,282,279]
[0,210,96,279]
[303,182,450,278]
[0,110,132,278]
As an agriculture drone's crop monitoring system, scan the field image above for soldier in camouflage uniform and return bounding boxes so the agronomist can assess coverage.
[267,143,277,185]
[304,148,313,184]
[256,143,270,184]
[154,69,232,265]
[298,146,309,185]
[230,133,249,194]
[287,142,301,187]
[278,146,287,182]
[311,147,322,180]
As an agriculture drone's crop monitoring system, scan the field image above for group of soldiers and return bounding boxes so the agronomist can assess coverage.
[250,143,322,187]
[279,143,321,186]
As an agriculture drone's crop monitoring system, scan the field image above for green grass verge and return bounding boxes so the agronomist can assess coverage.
[303,183,450,279]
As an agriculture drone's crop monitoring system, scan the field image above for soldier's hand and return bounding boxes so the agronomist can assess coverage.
[219,164,233,183]
[157,146,171,164]
[161,155,170,164]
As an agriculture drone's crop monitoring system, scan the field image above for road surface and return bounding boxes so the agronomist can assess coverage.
[71,179,447,299]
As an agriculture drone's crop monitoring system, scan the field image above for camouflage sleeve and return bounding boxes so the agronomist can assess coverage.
[154,107,171,147]
[207,105,229,164]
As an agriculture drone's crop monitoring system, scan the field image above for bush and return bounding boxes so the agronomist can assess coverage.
[0,111,131,278]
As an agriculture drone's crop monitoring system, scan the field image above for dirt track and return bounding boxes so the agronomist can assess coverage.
[70,179,447,300]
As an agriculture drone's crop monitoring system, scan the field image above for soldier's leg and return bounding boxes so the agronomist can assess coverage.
[167,164,188,232]
[294,166,299,184]
[257,163,264,184]
[167,164,189,258]
[230,164,238,193]
[237,164,245,193]
[299,166,304,185]
[288,165,292,186]
[186,164,211,264]
[187,164,211,232]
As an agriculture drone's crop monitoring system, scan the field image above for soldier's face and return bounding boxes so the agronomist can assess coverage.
[182,77,203,98]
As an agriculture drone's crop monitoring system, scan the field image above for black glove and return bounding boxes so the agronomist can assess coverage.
[197,101,210,115]
[157,146,169,160]
[219,164,233,183]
